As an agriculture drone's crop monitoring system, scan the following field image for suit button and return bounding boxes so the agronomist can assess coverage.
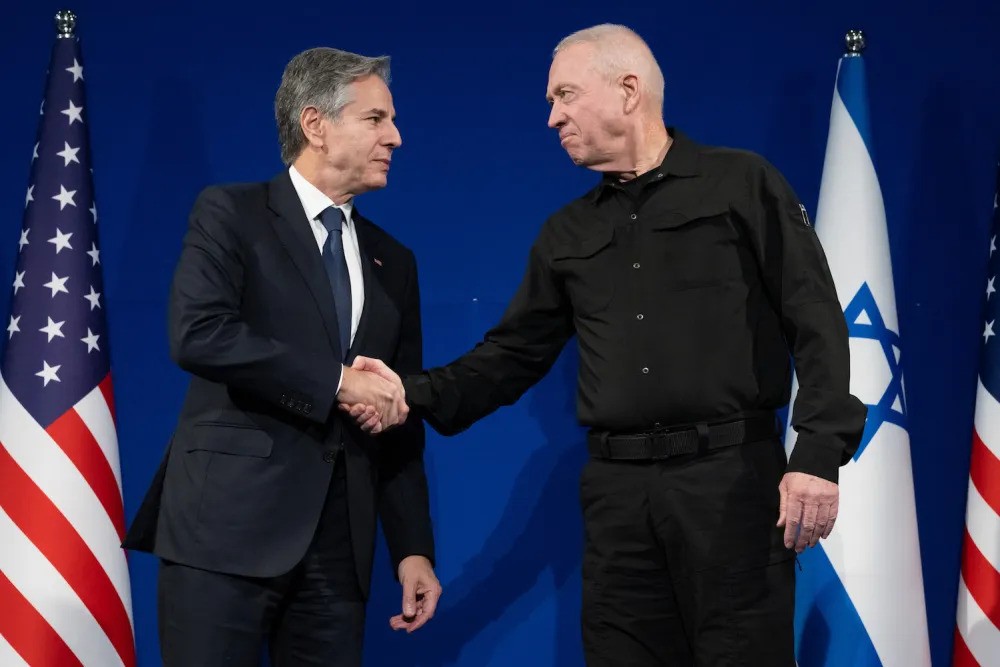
[304,403,312,413]
[323,450,336,463]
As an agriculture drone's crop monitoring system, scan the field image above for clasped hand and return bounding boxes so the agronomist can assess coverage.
[336,356,408,434]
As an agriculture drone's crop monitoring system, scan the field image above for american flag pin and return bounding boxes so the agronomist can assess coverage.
[373,258,382,267]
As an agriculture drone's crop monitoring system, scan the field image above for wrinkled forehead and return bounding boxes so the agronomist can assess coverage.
[344,75,395,113]
[547,42,599,90]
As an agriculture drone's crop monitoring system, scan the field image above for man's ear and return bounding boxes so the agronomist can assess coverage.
[300,106,325,149]
[622,74,641,114]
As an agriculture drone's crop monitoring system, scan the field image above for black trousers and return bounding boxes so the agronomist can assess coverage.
[579,437,795,667]
[158,456,365,667]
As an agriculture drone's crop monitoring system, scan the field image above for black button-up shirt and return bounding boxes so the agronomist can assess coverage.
[406,129,866,482]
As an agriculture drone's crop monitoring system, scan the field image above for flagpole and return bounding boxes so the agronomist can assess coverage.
[845,29,865,56]
[56,9,76,39]
[55,9,77,38]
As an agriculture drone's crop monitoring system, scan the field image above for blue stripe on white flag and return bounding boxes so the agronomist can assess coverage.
[835,56,874,157]
[794,547,882,666]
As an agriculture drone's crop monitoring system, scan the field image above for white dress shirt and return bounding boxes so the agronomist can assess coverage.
[288,166,365,393]
[288,165,365,342]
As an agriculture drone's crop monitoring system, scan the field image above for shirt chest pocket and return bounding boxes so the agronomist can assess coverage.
[551,226,617,315]
[651,207,748,291]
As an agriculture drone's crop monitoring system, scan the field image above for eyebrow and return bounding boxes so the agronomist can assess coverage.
[545,83,573,103]
[361,108,394,119]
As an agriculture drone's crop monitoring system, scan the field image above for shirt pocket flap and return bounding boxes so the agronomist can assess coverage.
[650,205,729,231]
[551,225,614,260]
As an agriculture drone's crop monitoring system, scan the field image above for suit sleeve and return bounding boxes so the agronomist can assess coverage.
[378,251,435,572]
[168,186,341,423]
[403,237,575,435]
[745,160,867,483]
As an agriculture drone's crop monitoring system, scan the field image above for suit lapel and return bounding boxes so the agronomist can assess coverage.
[266,171,343,359]
[348,211,383,361]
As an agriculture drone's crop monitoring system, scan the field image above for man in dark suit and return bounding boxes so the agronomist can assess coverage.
[123,47,440,667]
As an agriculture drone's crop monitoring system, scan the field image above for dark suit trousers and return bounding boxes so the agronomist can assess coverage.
[158,456,365,667]
[579,438,796,667]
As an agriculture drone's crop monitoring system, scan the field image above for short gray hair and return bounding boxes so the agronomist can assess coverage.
[554,24,664,112]
[275,47,391,165]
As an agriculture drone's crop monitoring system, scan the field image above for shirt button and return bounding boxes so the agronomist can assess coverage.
[642,367,650,374]
[630,213,638,220]
[636,314,644,320]
[633,262,641,269]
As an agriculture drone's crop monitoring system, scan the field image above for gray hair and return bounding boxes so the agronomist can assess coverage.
[275,47,391,165]
[554,24,664,112]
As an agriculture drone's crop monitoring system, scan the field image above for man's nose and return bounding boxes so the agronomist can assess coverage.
[547,104,565,129]
[386,121,402,148]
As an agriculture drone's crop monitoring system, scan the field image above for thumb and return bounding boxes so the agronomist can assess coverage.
[401,577,417,620]
[776,479,788,527]
[352,355,371,370]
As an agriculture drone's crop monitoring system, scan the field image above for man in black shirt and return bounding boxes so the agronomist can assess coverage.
[345,23,866,666]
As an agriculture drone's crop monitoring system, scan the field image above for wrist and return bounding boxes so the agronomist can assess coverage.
[336,364,355,403]
[397,554,431,579]
[335,363,346,397]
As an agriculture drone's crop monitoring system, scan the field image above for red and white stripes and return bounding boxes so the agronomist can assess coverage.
[955,379,1000,666]
[0,375,135,667]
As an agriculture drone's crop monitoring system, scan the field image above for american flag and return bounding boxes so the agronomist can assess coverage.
[0,19,136,667]
[955,164,1000,666]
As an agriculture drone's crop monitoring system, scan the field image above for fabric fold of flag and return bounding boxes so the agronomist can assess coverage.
[954,163,1000,667]
[0,22,136,667]
[785,48,931,667]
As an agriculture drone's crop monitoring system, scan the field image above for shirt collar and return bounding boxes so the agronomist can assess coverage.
[586,127,701,203]
[288,165,354,224]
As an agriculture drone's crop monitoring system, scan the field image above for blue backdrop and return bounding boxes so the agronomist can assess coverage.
[2,1,999,665]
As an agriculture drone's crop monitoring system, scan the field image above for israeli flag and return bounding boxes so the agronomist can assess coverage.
[784,42,931,666]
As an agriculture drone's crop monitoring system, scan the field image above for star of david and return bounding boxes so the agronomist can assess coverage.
[843,282,906,459]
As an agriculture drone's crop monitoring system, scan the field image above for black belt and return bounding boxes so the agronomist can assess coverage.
[587,413,778,461]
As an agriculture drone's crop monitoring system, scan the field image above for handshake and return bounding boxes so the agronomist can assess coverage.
[336,356,410,434]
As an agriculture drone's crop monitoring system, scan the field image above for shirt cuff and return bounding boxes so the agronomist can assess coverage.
[785,432,846,484]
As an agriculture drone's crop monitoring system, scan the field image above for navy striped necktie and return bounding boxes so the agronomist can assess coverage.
[319,206,352,359]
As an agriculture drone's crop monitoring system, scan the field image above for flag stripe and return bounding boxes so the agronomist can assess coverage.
[76,380,122,494]
[0,445,135,666]
[0,506,121,667]
[835,56,874,159]
[792,543,882,666]
[46,409,125,540]
[0,379,132,605]
[0,631,32,667]
[0,570,84,667]
[98,374,115,422]
[970,429,1000,518]
[973,379,1000,461]
[961,527,1000,630]
[956,577,1000,665]
[952,628,979,667]
[965,468,1000,567]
